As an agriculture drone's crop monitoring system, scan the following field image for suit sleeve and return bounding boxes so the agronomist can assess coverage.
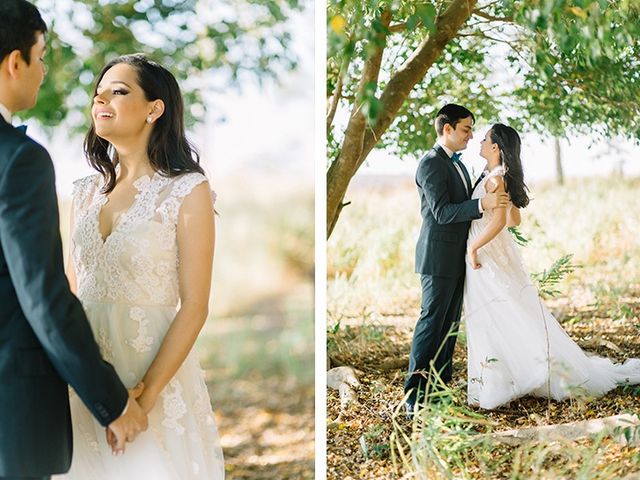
[0,141,128,427]
[417,157,482,224]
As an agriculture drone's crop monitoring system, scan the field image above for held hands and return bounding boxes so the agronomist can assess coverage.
[481,191,510,210]
[106,382,148,455]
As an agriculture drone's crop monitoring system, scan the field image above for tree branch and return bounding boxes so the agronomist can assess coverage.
[358,0,478,169]
[326,59,348,134]
[389,22,409,33]
[472,8,513,23]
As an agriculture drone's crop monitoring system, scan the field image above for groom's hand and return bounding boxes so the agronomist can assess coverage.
[481,191,510,210]
[106,382,148,455]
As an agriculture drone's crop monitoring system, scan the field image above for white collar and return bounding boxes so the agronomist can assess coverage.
[0,103,12,124]
[435,141,454,159]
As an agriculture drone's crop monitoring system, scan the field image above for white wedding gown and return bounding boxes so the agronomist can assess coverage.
[463,166,640,410]
[54,172,224,479]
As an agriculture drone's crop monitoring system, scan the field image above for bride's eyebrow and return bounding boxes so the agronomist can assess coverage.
[96,80,133,92]
[109,81,132,88]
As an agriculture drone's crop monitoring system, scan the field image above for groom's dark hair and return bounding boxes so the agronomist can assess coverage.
[435,104,475,136]
[0,0,47,65]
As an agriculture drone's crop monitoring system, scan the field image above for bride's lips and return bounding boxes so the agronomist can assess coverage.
[94,109,115,121]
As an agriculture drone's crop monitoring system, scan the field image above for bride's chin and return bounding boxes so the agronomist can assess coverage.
[94,129,112,142]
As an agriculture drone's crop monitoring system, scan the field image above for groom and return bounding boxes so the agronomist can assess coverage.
[0,1,148,479]
[404,104,509,413]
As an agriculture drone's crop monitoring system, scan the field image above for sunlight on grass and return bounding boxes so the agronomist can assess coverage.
[328,177,640,317]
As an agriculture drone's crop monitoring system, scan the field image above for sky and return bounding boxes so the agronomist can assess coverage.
[27,2,314,197]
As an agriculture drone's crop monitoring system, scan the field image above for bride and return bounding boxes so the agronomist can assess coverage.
[56,54,224,478]
[464,123,640,410]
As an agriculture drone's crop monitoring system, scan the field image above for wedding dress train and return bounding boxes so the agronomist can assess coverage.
[463,166,640,409]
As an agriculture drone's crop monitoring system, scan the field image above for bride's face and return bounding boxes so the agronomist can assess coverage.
[480,130,498,160]
[91,63,160,142]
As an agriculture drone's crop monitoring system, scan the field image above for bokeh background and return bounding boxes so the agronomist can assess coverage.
[20,1,314,478]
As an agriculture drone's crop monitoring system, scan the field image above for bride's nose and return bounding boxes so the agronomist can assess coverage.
[93,92,107,105]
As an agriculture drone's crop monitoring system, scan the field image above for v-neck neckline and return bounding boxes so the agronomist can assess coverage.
[95,172,160,245]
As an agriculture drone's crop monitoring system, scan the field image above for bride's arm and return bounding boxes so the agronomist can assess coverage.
[137,182,215,413]
[506,204,521,227]
[467,177,507,269]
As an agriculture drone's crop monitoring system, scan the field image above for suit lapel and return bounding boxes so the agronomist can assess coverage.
[435,146,471,198]
[458,162,472,196]
[472,171,486,191]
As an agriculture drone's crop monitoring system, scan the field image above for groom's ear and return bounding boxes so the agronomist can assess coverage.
[4,50,24,79]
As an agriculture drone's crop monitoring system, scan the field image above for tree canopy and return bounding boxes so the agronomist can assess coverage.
[27,0,302,129]
[327,0,640,236]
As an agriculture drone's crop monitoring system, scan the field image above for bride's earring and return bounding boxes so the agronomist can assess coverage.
[146,116,153,124]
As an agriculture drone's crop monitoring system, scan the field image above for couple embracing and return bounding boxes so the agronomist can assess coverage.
[0,1,224,479]
[405,103,640,414]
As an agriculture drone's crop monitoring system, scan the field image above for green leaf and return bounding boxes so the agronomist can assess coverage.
[416,3,436,31]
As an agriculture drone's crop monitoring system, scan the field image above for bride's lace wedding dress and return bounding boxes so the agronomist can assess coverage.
[55,172,224,479]
[463,166,640,410]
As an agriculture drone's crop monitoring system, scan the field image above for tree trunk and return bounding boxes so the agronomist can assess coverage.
[327,0,478,237]
[554,137,564,185]
[327,10,392,237]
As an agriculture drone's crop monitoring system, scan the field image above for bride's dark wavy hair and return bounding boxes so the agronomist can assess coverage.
[490,123,530,208]
[84,54,204,193]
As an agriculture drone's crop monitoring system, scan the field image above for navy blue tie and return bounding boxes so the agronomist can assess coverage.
[16,124,27,134]
[451,152,461,162]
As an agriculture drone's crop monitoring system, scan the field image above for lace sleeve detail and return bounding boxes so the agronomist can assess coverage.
[171,172,210,201]
[486,165,506,179]
[72,174,100,216]
[158,172,215,227]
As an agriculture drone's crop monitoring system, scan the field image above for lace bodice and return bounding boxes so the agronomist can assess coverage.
[71,171,214,306]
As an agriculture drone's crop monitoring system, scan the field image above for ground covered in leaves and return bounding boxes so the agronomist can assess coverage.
[327,287,640,479]
[199,289,315,480]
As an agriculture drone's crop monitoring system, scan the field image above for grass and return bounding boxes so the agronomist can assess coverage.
[328,177,640,317]
[327,175,640,479]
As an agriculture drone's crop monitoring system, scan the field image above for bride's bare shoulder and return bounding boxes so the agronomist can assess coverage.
[485,175,505,193]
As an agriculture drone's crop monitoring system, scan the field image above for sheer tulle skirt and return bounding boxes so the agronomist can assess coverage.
[464,221,640,410]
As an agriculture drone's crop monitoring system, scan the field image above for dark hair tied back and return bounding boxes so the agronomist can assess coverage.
[84,54,204,193]
[489,123,530,209]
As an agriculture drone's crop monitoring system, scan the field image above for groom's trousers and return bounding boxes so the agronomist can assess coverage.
[404,273,465,405]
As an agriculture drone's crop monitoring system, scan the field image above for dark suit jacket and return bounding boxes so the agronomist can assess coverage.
[0,116,128,477]
[415,145,482,277]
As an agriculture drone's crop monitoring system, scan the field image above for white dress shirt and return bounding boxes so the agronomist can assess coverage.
[436,141,483,214]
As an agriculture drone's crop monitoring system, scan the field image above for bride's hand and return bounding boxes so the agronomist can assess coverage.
[468,248,481,269]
